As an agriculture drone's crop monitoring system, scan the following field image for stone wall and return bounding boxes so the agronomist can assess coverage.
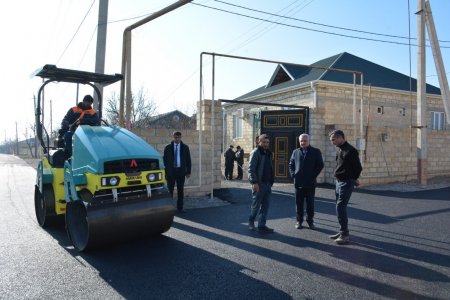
[319,83,450,185]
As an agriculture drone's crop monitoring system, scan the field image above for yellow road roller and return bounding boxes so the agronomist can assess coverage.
[33,65,175,251]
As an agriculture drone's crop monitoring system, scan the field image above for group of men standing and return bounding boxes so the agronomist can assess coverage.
[224,145,245,180]
[247,130,362,245]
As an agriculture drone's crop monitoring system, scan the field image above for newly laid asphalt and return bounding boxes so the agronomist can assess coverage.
[1,154,449,299]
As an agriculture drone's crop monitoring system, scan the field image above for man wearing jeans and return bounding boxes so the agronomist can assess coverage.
[247,134,275,233]
[329,130,362,244]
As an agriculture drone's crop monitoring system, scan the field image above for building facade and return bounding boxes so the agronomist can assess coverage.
[223,52,449,185]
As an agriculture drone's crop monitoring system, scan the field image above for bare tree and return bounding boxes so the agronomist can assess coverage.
[104,87,158,128]
[23,123,36,158]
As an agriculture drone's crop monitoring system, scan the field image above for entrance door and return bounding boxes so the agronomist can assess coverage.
[260,109,308,182]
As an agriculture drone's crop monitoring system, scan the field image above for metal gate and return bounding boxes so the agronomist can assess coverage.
[260,109,308,182]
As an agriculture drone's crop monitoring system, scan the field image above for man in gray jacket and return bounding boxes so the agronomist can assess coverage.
[247,134,275,233]
[289,134,324,230]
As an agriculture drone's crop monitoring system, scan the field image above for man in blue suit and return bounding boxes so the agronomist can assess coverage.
[163,131,192,212]
[289,134,324,229]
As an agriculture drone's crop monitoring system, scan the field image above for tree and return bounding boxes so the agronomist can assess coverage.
[23,123,36,158]
[104,87,158,128]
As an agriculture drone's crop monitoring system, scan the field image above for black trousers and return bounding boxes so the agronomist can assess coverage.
[225,163,234,180]
[167,168,186,211]
[236,161,243,179]
[295,187,316,224]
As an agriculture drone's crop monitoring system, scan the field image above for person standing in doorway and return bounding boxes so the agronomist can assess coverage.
[163,131,192,213]
[329,130,362,245]
[235,146,244,180]
[224,145,235,180]
[248,134,275,233]
[289,133,324,230]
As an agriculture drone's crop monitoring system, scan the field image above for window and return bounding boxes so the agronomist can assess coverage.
[431,111,445,130]
[377,106,384,114]
[233,115,243,138]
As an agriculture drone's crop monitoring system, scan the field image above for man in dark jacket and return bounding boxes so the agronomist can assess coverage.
[163,131,192,212]
[224,145,235,180]
[235,146,244,180]
[289,134,324,230]
[248,134,275,233]
[58,95,100,155]
[329,130,362,245]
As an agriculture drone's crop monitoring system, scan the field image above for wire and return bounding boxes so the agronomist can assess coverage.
[212,0,450,43]
[56,0,96,65]
[190,2,450,48]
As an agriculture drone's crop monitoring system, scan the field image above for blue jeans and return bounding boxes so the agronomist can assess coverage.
[335,179,355,236]
[249,183,272,227]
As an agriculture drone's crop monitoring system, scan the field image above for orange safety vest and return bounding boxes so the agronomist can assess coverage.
[70,107,97,126]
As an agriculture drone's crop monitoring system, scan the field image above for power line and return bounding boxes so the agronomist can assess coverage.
[190,2,450,49]
[56,0,96,65]
[212,0,450,43]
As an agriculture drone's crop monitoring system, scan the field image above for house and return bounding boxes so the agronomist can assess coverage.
[223,52,449,185]
[137,110,196,129]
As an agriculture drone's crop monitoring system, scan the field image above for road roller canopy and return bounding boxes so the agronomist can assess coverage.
[32,64,123,86]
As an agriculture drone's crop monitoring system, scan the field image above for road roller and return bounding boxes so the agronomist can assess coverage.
[33,65,176,251]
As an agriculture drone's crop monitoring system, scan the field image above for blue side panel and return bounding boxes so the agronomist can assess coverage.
[71,125,163,175]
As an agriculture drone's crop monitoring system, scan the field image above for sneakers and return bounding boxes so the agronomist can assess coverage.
[329,232,341,240]
[307,223,316,230]
[295,222,303,229]
[335,235,350,245]
[257,225,275,233]
[248,220,255,231]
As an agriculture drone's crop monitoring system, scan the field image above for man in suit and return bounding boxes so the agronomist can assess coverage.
[289,133,324,230]
[235,146,244,180]
[163,131,192,212]
[224,145,235,180]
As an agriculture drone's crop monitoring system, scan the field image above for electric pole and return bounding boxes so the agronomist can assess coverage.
[416,0,427,185]
[94,0,108,112]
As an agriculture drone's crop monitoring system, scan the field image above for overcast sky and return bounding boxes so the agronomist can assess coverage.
[0,0,449,142]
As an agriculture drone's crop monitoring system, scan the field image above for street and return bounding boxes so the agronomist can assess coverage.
[1,154,449,299]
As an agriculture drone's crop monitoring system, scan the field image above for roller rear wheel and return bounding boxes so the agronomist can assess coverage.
[34,185,59,227]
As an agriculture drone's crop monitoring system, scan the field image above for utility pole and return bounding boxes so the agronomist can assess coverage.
[424,0,450,123]
[94,0,108,112]
[416,0,427,185]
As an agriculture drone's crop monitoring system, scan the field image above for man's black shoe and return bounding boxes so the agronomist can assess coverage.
[308,223,316,230]
[257,226,274,233]
[295,222,303,229]
[248,220,256,231]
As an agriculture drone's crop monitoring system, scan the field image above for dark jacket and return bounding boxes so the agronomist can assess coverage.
[224,148,235,166]
[289,145,324,188]
[235,149,244,164]
[163,141,192,178]
[334,141,362,181]
[248,146,274,186]
[59,102,99,136]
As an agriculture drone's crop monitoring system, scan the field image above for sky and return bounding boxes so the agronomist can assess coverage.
[0,0,449,142]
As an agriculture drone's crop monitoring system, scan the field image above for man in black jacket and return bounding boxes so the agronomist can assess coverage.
[289,134,324,230]
[235,146,244,180]
[163,131,192,212]
[329,130,362,245]
[224,145,235,180]
[248,134,275,233]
